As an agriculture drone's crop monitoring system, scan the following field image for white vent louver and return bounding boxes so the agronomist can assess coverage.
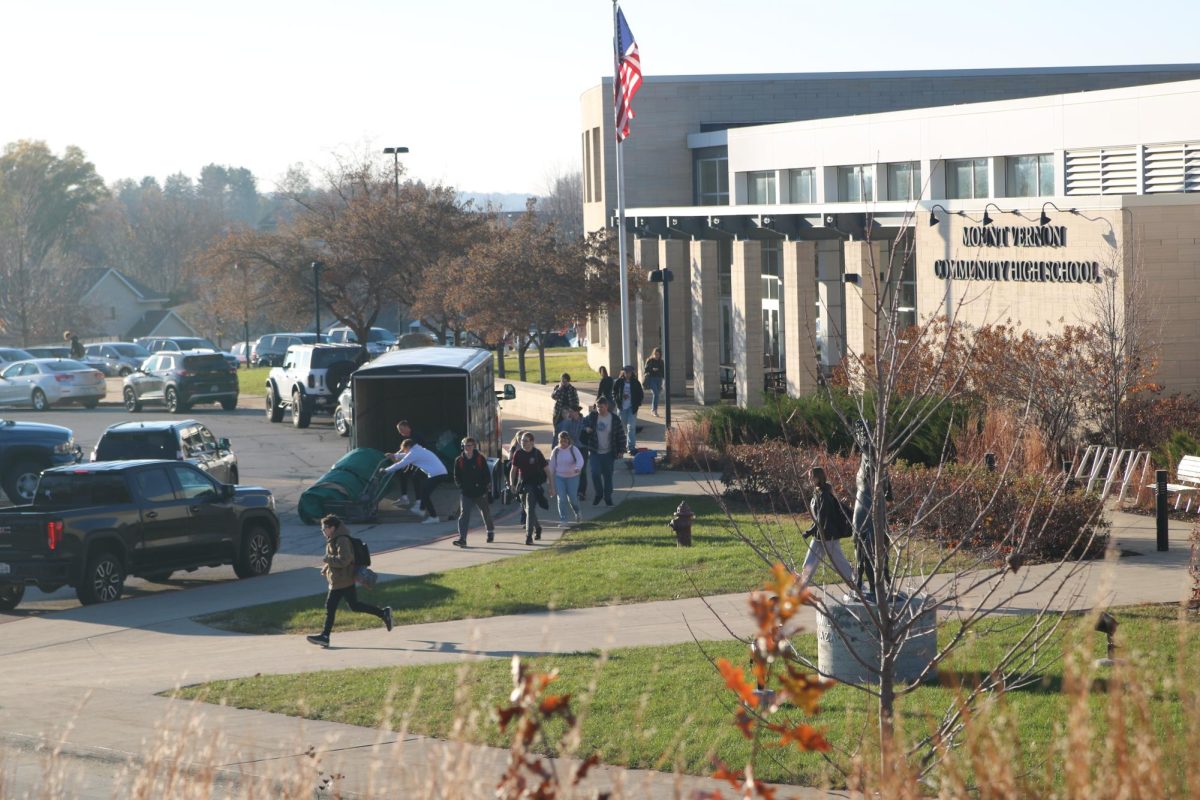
[1142,142,1200,194]
[1064,146,1137,195]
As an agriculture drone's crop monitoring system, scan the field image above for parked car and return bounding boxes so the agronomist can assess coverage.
[334,385,353,437]
[0,348,33,367]
[0,359,106,411]
[0,417,82,504]
[252,332,318,367]
[123,351,239,413]
[228,341,253,368]
[90,419,238,484]
[136,336,238,370]
[84,342,151,377]
[24,346,71,359]
[325,326,397,358]
[0,459,278,608]
[265,343,360,428]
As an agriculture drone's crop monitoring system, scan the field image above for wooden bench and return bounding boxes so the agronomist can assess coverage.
[1147,455,1200,512]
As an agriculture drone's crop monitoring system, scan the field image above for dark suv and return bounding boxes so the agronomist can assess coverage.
[123,352,238,413]
[90,420,238,484]
[252,332,318,367]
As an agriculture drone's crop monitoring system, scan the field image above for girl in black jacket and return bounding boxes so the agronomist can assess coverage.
[452,438,494,546]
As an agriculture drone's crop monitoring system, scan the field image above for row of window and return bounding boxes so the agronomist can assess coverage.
[702,154,1059,205]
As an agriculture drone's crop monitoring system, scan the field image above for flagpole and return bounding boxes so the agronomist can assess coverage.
[613,0,631,369]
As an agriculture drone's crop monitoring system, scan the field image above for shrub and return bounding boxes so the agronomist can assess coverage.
[696,390,971,467]
[722,443,1108,563]
[664,417,722,471]
[1152,430,1200,475]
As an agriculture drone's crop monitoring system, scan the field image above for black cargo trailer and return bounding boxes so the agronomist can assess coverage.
[349,347,513,460]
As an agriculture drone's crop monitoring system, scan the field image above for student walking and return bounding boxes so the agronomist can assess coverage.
[549,431,584,527]
[612,365,644,452]
[550,373,580,427]
[384,439,448,524]
[555,405,588,501]
[643,347,664,417]
[306,514,392,648]
[452,437,495,546]
[580,396,626,506]
[800,467,855,587]
[509,432,551,545]
[596,365,614,408]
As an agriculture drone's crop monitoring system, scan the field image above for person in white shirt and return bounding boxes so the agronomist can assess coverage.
[384,440,448,524]
[549,431,584,526]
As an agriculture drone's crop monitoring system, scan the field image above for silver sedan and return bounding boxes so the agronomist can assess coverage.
[0,359,107,410]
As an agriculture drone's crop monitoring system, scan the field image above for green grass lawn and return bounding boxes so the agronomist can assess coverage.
[238,366,269,396]
[198,496,965,637]
[173,605,1200,790]
[494,346,598,384]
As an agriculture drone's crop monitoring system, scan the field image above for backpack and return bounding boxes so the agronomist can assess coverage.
[820,492,854,541]
[338,534,371,567]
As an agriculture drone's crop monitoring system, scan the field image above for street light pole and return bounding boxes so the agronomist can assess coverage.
[312,261,323,342]
[382,146,409,200]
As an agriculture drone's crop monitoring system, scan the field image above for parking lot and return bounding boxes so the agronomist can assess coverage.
[0,386,522,616]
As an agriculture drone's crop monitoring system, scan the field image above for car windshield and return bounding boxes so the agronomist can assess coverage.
[182,354,230,371]
[0,349,32,360]
[31,347,70,358]
[311,348,359,368]
[113,344,150,357]
[95,431,177,460]
[368,328,395,342]
[42,359,91,372]
[35,473,134,508]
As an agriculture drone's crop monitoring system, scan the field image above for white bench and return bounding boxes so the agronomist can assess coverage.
[1147,455,1200,512]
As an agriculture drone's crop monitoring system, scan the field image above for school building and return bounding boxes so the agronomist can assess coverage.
[579,65,1200,404]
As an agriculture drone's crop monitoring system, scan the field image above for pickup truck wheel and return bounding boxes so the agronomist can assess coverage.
[30,389,48,411]
[334,407,350,437]
[220,398,237,411]
[266,389,284,423]
[124,387,142,412]
[77,550,125,605]
[0,584,25,611]
[165,387,182,413]
[234,525,275,578]
[3,460,45,504]
[118,367,132,377]
[291,390,311,429]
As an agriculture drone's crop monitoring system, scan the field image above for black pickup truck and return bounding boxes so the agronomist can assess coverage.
[0,459,279,609]
[0,417,83,504]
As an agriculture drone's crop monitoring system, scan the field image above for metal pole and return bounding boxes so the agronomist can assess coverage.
[1156,469,1169,552]
[612,0,631,368]
[662,269,672,435]
[392,151,400,200]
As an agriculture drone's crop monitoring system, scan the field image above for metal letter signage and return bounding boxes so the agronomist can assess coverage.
[935,224,1100,284]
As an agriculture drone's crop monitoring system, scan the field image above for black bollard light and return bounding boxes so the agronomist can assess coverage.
[984,452,996,472]
[1095,611,1119,666]
[1156,469,1169,552]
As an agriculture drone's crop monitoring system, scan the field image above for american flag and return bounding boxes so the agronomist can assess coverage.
[614,6,642,141]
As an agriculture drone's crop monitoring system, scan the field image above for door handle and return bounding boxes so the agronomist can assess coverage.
[145,511,158,519]
[190,505,201,513]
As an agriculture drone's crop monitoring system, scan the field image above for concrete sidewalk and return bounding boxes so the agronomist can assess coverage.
[2,468,1194,798]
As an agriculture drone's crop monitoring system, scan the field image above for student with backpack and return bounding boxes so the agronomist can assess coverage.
[452,437,495,546]
[307,514,393,648]
[549,431,584,527]
[800,467,855,587]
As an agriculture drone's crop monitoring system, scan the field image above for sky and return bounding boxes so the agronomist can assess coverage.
[4,0,1198,197]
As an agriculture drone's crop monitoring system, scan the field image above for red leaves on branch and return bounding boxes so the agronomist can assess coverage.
[495,655,608,800]
[717,659,761,708]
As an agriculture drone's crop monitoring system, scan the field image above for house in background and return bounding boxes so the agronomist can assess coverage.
[77,268,199,341]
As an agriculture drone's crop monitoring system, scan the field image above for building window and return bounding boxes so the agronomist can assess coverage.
[886,162,922,201]
[581,132,592,202]
[788,168,815,203]
[761,241,780,301]
[837,165,874,202]
[746,170,776,204]
[945,158,988,199]
[591,127,603,203]
[696,157,729,205]
[1005,153,1054,198]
